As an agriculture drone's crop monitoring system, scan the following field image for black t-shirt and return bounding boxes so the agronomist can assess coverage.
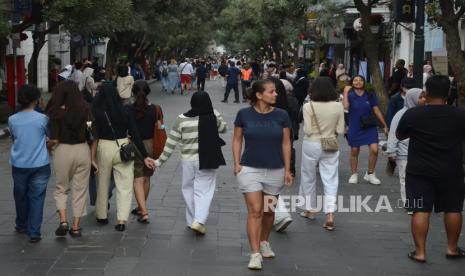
[396,105,465,177]
[93,107,148,158]
[392,68,407,84]
[128,104,158,140]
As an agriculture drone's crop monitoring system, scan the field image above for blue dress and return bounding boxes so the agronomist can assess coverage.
[347,90,379,147]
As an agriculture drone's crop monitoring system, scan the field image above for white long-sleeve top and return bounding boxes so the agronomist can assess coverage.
[386,107,409,159]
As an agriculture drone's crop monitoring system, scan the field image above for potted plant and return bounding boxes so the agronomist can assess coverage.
[368,14,384,33]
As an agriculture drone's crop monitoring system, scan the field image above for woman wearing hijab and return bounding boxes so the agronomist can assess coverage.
[154,91,227,235]
[293,68,310,107]
[58,65,73,81]
[79,67,99,98]
[117,65,135,105]
[386,88,426,208]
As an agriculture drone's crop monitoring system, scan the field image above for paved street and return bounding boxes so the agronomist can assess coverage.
[0,79,463,276]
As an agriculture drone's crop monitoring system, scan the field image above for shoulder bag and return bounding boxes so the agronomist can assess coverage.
[152,105,167,159]
[309,101,338,152]
[104,111,137,162]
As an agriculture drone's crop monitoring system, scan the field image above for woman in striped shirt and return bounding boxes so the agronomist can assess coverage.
[155,91,227,234]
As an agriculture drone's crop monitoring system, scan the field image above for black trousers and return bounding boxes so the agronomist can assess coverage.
[224,83,239,102]
[197,77,205,91]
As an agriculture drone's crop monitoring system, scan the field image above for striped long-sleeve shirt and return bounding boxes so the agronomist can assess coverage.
[155,110,227,167]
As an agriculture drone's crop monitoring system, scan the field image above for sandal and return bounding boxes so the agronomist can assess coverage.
[323,221,335,231]
[137,214,150,224]
[408,251,426,263]
[131,207,141,215]
[446,247,465,259]
[69,227,82,237]
[55,221,69,236]
[299,211,316,220]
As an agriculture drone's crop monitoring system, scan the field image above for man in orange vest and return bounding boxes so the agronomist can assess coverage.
[240,63,254,103]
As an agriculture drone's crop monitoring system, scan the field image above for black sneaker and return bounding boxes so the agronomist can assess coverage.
[15,227,26,234]
[96,218,109,225]
[55,222,69,236]
[114,224,126,232]
[221,100,227,103]
[233,100,240,103]
[29,236,42,243]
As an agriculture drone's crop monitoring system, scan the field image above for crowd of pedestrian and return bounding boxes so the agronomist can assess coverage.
[7,53,465,271]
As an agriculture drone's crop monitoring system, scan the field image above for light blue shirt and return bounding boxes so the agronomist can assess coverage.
[8,111,49,168]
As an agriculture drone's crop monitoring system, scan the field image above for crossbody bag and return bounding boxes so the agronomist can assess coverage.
[104,111,137,162]
[309,101,338,152]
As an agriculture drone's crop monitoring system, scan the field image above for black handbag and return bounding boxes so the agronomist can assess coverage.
[104,111,137,162]
[360,114,380,129]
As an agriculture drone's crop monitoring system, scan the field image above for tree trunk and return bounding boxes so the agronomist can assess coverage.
[105,39,117,80]
[439,1,465,107]
[354,0,388,112]
[27,31,46,86]
[314,36,321,76]
[362,32,388,112]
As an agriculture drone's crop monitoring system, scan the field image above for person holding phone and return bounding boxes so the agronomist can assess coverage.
[232,79,293,270]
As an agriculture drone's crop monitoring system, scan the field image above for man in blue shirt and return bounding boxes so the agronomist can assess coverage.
[221,61,242,103]
[386,77,415,127]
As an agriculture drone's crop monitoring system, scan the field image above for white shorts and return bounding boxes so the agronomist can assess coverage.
[236,166,284,195]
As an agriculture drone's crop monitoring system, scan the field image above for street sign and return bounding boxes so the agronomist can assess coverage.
[393,0,415,23]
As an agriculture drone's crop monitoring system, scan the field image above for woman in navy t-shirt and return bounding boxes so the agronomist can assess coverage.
[232,79,293,270]
[343,75,388,185]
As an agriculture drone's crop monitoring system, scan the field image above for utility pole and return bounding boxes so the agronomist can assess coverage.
[413,0,425,88]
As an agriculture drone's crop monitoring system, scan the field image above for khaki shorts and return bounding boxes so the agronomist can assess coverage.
[134,139,154,178]
[236,166,284,195]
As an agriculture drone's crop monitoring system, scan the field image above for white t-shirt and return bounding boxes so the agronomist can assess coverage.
[71,69,82,84]
[179,62,194,75]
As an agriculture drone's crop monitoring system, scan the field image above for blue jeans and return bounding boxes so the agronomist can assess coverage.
[12,164,51,238]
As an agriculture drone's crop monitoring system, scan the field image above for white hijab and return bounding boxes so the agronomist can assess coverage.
[79,67,94,90]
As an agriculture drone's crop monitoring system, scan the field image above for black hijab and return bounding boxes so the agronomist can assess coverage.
[184,91,226,170]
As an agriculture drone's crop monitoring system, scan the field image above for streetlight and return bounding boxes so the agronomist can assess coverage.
[413,0,425,88]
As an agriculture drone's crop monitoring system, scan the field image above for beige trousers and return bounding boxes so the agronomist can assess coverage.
[95,139,134,221]
[53,143,91,217]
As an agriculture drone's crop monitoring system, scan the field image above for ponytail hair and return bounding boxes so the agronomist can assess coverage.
[132,80,151,119]
[247,79,274,105]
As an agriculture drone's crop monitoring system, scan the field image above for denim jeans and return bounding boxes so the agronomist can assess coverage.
[12,164,51,238]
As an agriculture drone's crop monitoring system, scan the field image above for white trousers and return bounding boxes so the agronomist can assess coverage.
[274,196,292,223]
[181,160,217,226]
[299,140,339,213]
[396,159,407,205]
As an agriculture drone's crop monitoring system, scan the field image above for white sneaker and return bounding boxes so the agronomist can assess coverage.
[348,173,359,184]
[274,217,292,232]
[364,172,381,185]
[248,253,262,270]
[190,222,206,235]
[260,241,275,258]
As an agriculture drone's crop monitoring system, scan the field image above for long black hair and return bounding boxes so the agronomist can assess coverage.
[268,77,289,113]
[47,80,89,131]
[132,80,151,119]
[92,83,127,125]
